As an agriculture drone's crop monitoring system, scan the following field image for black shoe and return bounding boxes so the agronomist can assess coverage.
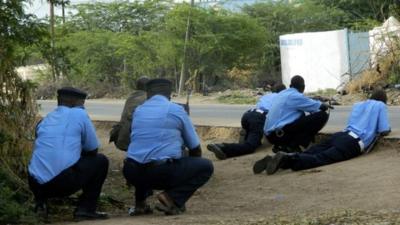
[73,210,109,221]
[207,144,227,160]
[155,203,186,215]
[266,152,290,175]
[128,204,153,216]
[253,155,272,174]
[155,192,186,216]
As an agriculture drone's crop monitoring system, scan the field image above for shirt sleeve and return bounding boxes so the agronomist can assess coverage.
[377,104,391,133]
[178,107,201,150]
[81,113,100,151]
[290,93,322,112]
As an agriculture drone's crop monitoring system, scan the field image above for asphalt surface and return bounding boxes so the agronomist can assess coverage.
[38,100,400,136]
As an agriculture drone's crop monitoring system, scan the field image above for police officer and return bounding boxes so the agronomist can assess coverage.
[206,83,286,160]
[28,87,109,220]
[254,89,390,175]
[110,76,149,150]
[123,78,214,216]
[264,75,331,153]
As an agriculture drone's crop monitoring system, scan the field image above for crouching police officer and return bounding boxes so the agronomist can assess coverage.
[123,78,214,216]
[254,89,390,175]
[206,83,286,160]
[263,75,331,153]
[28,87,109,220]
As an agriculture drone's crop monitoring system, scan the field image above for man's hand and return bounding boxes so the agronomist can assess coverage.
[319,103,334,111]
[188,145,202,157]
[81,148,98,156]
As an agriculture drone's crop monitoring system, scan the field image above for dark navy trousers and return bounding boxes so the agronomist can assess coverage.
[267,111,329,149]
[123,157,213,208]
[221,110,266,158]
[28,154,109,212]
[289,131,362,171]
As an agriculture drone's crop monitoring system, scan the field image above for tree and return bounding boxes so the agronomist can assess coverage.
[0,1,45,223]
[68,0,171,34]
[312,0,400,27]
[243,0,349,77]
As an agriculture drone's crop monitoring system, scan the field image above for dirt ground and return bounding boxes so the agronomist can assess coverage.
[57,124,400,225]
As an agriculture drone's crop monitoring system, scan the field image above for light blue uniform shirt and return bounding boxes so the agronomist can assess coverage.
[256,93,277,112]
[264,88,322,134]
[127,95,200,164]
[345,99,390,146]
[28,106,100,184]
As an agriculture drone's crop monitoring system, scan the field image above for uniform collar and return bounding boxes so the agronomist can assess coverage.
[149,95,170,102]
[57,105,85,109]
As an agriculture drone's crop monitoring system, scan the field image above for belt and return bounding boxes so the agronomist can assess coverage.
[346,131,365,151]
[126,158,174,168]
[251,108,268,115]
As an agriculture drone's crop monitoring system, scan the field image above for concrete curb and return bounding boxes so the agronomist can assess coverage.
[93,120,400,142]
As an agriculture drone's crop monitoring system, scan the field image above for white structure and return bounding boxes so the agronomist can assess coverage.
[369,16,400,65]
[280,29,370,92]
[16,64,48,80]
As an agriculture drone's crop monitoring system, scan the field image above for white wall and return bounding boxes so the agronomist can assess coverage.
[280,29,349,92]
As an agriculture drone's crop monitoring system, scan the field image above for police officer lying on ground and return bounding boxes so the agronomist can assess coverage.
[264,75,331,153]
[123,78,214,216]
[109,76,149,151]
[206,83,286,160]
[254,89,391,175]
[28,87,109,220]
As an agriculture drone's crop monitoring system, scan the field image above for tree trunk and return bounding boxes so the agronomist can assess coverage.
[62,0,65,24]
[49,0,56,81]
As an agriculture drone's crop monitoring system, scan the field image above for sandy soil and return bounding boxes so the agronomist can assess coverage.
[57,124,400,225]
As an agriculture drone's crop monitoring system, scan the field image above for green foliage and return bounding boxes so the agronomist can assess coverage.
[35,1,268,95]
[68,0,171,34]
[28,0,400,95]
[242,0,349,77]
[311,0,400,29]
[0,168,38,225]
[1,0,41,223]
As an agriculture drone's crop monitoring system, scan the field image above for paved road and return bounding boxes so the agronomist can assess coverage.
[38,100,400,135]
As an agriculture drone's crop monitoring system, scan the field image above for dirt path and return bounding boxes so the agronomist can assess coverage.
[57,127,400,225]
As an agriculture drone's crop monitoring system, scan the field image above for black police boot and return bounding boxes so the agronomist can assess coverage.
[155,192,186,216]
[73,208,108,221]
[253,155,272,174]
[206,143,227,160]
[128,201,153,216]
[266,152,293,175]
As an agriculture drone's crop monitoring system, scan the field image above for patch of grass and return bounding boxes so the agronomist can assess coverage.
[0,168,39,225]
[217,93,257,104]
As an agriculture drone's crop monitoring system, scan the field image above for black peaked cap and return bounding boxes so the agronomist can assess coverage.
[57,87,87,99]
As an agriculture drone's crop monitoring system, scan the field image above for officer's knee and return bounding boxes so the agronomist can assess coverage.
[315,110,329,123]
[200,159,214,177]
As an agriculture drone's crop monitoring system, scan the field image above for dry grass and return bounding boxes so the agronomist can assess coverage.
[346,37,400,94]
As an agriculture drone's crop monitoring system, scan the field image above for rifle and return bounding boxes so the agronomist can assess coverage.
[175,88,191,115]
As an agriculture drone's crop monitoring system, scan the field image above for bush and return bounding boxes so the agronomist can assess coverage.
[0,168,38,225]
